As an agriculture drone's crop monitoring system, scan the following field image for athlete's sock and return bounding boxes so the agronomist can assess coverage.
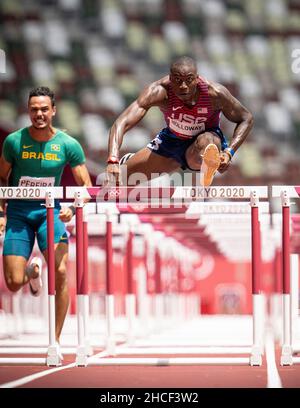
[26,257,43,297]
[120,153,135,164]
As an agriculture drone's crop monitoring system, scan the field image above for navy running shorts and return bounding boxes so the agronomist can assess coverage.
[147,127,228,170]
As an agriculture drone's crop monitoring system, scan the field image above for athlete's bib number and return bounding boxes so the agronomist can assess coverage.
[19,176,55,187]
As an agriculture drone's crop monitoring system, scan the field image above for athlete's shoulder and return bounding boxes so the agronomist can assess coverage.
[6,127,26,140]
[56,129,81,145]
[4,128,27,147]
[156,75,170,88]
[151,76,170,95]
[207,80,224,97]
[56,130,85,160]
[207,81,240,111]
[2,128,27,161]
[55,128,72,138]
[138,76,169,107]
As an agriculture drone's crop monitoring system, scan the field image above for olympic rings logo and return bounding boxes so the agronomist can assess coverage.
[96,188,124,201]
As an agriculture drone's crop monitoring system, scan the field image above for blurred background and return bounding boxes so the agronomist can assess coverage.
[0,0,299,186]
[1,1,300,347]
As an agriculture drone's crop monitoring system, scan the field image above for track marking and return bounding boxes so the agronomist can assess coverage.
[0,350,109,388]
[265,329,282,388]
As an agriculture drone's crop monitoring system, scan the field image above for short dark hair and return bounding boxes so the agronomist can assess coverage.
[170,56,197,73]
[28,86,55,106]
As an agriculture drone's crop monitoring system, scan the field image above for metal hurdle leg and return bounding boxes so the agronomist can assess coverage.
[280,191,293,365]
[271,185,300,365]
[125,229,136,345]
[74,193,87,366]
[83,214,93,356]
[153,247,164,332]
[74,195,93,366]
[291,254,299,351]
[270,248,283,343]
[136,232,150,336]
[250,191,263,366]
[280,254,300,364]
[46,190,63,367]
[105,209,116,355]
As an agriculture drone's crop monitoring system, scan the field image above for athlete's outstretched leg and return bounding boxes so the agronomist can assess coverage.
[185,132,221,170]
[120,148,180,184]
[43,242,69,343]
[185,132,221,186]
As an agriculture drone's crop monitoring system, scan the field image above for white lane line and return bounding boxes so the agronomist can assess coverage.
[0,362,76,388]
[265,330,282,388]
[0,350,109,389]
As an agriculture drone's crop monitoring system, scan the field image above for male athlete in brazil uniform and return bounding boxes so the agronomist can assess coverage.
[105,56,253,187]
[0,86,92,345]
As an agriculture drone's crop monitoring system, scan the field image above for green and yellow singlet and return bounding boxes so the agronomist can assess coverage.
[3,127,85,187]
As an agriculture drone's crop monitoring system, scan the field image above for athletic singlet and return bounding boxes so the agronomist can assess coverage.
[159,76,221,139]
[2,127,85,187]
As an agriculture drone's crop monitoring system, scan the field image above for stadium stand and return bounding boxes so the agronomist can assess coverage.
[0,0,300,186]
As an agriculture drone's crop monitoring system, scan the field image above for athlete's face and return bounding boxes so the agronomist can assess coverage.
[28,96,56,130]
[170,65,198,103]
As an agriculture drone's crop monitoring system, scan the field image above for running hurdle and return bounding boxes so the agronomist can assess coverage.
[272,186,300,365]
[0,186,64,366]
[66,185,268,366]
[0,186,94,366]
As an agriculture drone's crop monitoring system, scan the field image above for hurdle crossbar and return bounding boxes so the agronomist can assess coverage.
[66,185,268,202]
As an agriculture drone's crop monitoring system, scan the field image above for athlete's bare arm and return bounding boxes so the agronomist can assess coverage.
[59,163,92,222]
[106,77,169,183]
[108,77,169,159]
[0,156,11,235]
[209,81,253,173]
[0,155,12,184]
[71,163,92,188]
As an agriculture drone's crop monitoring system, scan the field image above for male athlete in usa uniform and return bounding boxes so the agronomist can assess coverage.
[0,86,92,346]
[105,56,253,187]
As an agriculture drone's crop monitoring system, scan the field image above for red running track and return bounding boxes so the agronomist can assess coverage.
[0,346,299,388]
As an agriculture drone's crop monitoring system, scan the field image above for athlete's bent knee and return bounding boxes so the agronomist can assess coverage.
[5,276,23,292]
[195,132,221,152]
[195,132,213,149]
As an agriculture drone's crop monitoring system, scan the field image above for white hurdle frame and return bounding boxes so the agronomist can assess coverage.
[272,186,300,365]
[66,188,128,360]
[70,185,269,367]
[0,187,64,366]
[73,191,94,366]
